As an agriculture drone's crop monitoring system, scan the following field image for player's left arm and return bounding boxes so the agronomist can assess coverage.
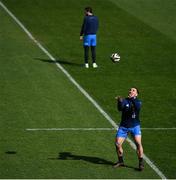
[80,17,86,40]
[95,16,99,32]
[130,99,142,111]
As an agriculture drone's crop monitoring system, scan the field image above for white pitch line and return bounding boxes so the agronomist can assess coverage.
[0,1,166,179]
[26,128,115,131]
[142,127,176,130]
[26,127,176,131]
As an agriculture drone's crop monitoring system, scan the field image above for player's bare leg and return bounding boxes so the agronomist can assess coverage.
[134,135,144,170]
[114,137,125,168]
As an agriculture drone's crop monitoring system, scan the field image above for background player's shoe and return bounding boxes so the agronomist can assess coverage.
[93,63,98,68]
[85,63,89,68]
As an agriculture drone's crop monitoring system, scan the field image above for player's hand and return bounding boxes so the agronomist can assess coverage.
[115,96,123,102]
[80,36,83,41]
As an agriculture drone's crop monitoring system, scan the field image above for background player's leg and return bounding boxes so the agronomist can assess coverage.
[84,46,89,67]
[90,35,98,68]
[91,46,96,63]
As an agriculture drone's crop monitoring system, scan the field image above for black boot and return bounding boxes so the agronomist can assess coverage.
[139,157,144,171]
[113,156,124,168]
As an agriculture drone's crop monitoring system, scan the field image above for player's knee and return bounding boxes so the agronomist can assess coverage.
[115,141,122,149]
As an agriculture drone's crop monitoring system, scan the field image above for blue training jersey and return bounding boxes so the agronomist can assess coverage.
[118,97,142,128]
[80,15,99,36]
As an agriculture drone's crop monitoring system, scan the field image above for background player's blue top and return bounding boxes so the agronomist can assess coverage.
[80,15,99,36]
[118,97,142,128]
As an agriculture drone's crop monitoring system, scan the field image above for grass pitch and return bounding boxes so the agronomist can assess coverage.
[0,0,176,178]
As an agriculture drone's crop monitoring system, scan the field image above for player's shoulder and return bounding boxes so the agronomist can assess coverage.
[124,98,130,104]
[93,15,98,20]
[137,97,141,102]
[136,98,142,105]
[88,15,98,19]
[135,97,141,101]
[126,97,142,104]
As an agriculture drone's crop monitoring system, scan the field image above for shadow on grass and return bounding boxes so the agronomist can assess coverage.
[5,151,17,154]
[48,152,139,171]
[35,58,83,67]
[55,152,114,165]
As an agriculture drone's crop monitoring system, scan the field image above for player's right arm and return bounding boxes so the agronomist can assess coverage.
[115,96,124,111]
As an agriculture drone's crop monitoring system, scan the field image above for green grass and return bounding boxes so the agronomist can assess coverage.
[0,0,176,178]
[111,0,176,41]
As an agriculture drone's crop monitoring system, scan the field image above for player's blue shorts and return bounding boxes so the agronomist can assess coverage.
[83,34,97,46]
[116,125,141,138]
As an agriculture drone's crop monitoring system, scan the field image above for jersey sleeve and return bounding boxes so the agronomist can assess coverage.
[80,17,86,36]
[117,99,126,111]
[130,99,142,111]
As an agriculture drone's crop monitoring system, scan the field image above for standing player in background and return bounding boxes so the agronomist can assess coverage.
[80,7,99,68]
[114,87,144,171]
